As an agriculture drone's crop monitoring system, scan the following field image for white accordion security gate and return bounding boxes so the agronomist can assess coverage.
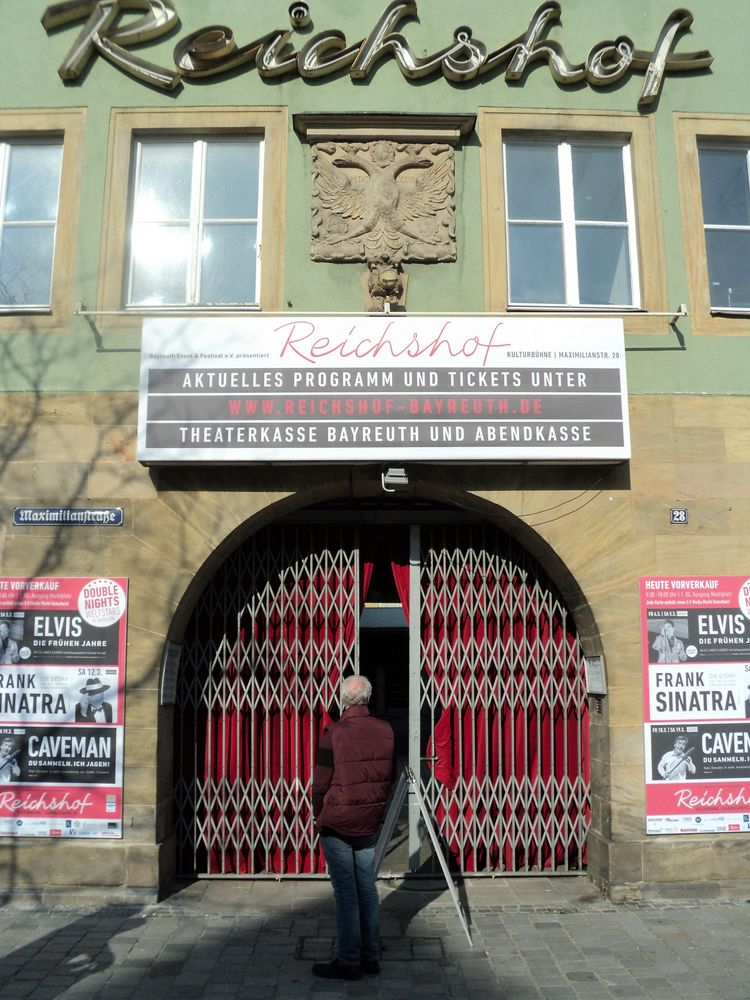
[413,523,590,875]
[173,523,360,877]
[173,516,591,878]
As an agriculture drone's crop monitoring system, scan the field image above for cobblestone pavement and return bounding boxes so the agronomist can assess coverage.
[2,877,750,999]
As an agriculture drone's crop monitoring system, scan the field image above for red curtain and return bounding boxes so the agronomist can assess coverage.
[389,529,410,617]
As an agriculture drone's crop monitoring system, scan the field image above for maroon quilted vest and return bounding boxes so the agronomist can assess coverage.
[317,706,395,837]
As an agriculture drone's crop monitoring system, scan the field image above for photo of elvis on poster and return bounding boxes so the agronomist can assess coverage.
[649,617,689,664]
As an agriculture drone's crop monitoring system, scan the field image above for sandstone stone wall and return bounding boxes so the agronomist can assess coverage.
[1,391,748,901]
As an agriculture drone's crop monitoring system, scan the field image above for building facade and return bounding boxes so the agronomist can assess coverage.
[1,0,749,902]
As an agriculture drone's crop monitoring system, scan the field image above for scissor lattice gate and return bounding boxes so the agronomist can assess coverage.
[418,525,590,875]
[173,524,359,876]
[173,519,590,877]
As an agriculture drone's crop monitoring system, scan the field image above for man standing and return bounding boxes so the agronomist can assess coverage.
[75,678,113,723]
[651,619,687,664]
[0,735,21,783]
[657,734,696,780]
[311,674,395,981]
[0,620,20,664]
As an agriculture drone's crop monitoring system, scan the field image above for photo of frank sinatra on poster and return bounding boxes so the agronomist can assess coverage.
[641,576,750,835]
[0,578,127,839]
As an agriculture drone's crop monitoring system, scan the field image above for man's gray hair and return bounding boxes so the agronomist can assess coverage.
[341,674,372,708]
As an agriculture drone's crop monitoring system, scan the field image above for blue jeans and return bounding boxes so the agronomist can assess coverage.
[321,833,380,967]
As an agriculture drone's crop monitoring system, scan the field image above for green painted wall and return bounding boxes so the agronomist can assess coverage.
[1,0,748,394]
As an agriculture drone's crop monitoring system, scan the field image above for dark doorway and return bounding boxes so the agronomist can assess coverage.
[359,551,410,872]
[362,626,409,763]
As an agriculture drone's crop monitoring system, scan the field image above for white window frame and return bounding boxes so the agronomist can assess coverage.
[675,113,750,336]
[126,135,265,309]
[0,139,63,311]
[502,137,641,310]
[697,143,750,314]
[479,108,667,335]
[97,107,287,331]
[0,109,85,332]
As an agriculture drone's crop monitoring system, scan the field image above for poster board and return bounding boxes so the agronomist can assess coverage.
[373,767,473,947]
[0,577,128,838]
[641,575,750,835]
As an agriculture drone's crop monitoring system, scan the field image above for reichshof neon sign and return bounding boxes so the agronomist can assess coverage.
[42,1,713,107]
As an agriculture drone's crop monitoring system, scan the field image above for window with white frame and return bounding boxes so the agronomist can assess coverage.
[127,136,262,308]
[0,140,63,309]
[697,144,750,311]
[480,109,665,331]
[503,138,639,309]
[98,108,286,327]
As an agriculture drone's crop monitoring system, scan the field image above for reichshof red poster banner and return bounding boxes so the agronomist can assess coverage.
[641,575,750,835]
[0,577,128,838]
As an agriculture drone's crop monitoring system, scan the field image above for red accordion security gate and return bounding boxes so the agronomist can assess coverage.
[172,516,590,877]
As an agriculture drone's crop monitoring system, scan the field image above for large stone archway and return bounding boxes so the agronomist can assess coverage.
[164,496,596,882]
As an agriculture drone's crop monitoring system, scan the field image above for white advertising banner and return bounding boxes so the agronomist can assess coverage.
[137,315,630,463]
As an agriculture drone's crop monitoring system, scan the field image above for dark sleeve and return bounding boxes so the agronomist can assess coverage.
[311,728,334,822]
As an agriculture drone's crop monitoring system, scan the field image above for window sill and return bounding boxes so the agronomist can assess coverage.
[77,304,263,320]
[0,307,52,315]
[506,304,643,314]
[125,305,262,315]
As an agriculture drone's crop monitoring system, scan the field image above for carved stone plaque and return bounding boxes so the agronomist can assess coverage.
[310,140,455,263]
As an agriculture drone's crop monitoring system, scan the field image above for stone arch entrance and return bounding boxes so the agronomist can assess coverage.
[171,503,591,878]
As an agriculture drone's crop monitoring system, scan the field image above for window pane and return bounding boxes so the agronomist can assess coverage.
[576,226,632,306]
[5,144,62,222]
[204,141,260,220]
[508,223,565,304]
[705,230,750,308]
[572,145,627,222]
[505,144,561,220]
[134,142,193,221]
[0,226,55,305]
[698,147,750,226]
[200,223,257,303]
[130,223,190,304]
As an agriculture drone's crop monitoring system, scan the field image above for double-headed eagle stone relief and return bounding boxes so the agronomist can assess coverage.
[310,140,455,263]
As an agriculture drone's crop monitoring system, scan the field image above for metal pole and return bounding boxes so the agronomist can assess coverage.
[408,524,422,870]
